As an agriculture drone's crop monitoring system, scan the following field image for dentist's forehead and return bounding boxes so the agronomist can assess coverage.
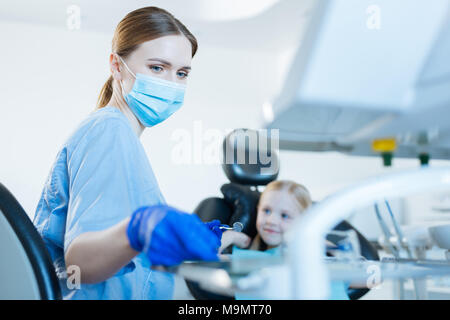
[134,35,192,68]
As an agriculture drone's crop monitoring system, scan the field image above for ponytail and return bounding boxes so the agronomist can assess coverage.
[96,75,113,109]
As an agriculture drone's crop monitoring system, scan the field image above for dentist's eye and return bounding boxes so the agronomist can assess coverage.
[149,65,163,73]
[177,71,188,79]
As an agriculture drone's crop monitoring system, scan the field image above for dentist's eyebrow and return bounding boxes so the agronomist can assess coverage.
[147,58,191,70]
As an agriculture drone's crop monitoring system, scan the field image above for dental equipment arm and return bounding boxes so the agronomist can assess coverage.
[374,203,400,258]
[384,200,427,299]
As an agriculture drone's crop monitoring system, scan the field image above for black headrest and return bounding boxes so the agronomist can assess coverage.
[221,129,279,186]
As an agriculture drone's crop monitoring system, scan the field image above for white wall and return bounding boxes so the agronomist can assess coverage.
[0,21,112,217]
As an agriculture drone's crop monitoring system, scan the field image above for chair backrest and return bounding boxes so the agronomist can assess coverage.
[0,183,61,300]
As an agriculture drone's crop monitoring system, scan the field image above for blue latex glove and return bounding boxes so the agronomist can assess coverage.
[204,219,228,241]
[127,205,220,266]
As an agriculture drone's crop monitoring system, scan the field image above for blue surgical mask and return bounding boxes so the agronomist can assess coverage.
[119,56,186,127]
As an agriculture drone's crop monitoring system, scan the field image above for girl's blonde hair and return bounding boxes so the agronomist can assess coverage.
[260,180,312,212]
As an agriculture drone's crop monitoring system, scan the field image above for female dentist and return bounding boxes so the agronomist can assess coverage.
[33,7,223,300]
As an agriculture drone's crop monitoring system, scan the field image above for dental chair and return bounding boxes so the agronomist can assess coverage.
[186,129,380,300]
[0,183,61,299]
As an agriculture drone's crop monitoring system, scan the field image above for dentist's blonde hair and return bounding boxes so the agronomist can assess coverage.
[97,6,198,109]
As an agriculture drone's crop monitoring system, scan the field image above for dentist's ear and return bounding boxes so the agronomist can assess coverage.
[109,53,123,81]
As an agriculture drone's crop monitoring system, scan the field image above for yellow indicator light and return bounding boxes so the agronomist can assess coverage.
[372,138,397,152]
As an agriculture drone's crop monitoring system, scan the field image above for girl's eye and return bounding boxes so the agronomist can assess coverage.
[149,65,163,72]
[264,208,271,215]
[281,213,291,220]
[177,71,188,78]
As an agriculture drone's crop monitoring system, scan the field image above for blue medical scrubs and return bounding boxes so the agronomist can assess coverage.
[231,246,349,300]
[33,106,174,299]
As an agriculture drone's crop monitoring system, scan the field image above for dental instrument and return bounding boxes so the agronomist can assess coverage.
[219,222,244,233]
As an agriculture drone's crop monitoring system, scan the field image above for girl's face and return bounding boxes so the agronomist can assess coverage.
[256,189,304,247]
[113,34,193,94]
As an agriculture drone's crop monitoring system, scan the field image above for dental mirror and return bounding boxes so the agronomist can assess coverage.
[219,222,244,232]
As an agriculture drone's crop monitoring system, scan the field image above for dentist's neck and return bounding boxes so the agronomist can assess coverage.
[109,80,145,137]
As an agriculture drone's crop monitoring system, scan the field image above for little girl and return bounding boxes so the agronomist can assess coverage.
[219,180,312,254]
[219,180,350,300]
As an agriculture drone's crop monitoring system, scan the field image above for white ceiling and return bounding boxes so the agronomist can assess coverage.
[0,0,315,52]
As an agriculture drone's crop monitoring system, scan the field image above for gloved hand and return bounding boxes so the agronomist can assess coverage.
[204,219,228,241]
[127,205,220,266]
